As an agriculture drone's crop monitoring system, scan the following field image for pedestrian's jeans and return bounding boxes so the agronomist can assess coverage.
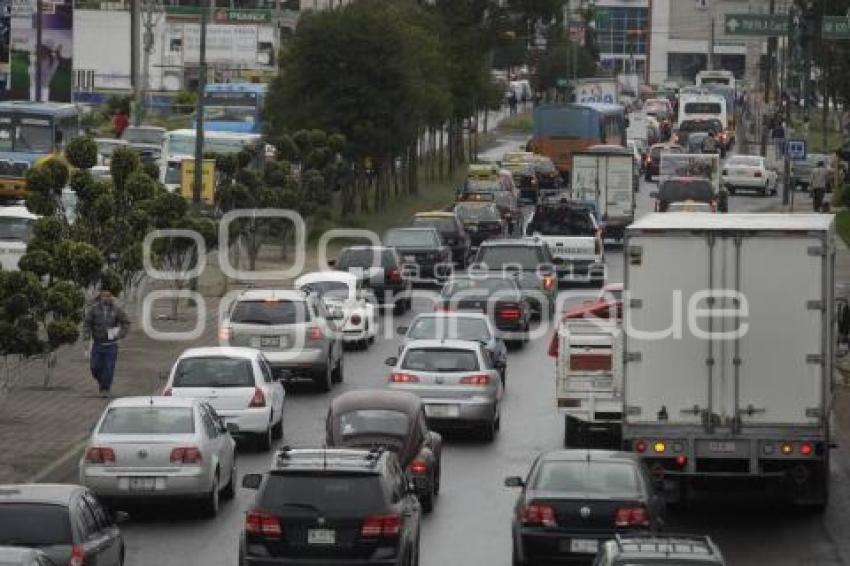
[90,342,119,391]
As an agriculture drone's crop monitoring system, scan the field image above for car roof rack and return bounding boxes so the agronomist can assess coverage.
[613,534,717,557]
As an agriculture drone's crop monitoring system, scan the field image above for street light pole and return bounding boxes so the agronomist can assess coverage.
[34,0,42,101]
[192,0,209,208]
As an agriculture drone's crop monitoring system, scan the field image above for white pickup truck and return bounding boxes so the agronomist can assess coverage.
[556,318,623,449]
[525,201,605,287]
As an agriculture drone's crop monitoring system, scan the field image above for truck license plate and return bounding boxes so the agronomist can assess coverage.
[128,477,156,492]
[567,539,598,554]
[708,441,736,453]
[307,529,335,545]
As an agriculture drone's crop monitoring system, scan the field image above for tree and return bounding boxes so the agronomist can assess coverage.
[533,38,597,98]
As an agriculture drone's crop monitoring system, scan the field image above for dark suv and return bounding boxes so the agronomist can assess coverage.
[594,535,726,566]
[334,246,412,314]
[384,227,452,284]
[240,447,421,566]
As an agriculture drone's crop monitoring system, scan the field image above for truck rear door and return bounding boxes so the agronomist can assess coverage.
[731,233,826,426]
[625,232,713,425]
[571,155,599,203]
[603,156,635,222]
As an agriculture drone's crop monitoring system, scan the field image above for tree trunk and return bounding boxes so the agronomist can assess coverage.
[358,167,369,214]
[447,120,454,177]
[248,221,258,272]
[410,141,419,195]
[392,158,400,199]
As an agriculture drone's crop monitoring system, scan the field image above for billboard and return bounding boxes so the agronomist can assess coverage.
[9,0,73,102]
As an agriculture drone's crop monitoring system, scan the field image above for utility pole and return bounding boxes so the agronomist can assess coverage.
[192,0,210,208]
[765,0,775,104]
[130,0,139,120]
[708,0,716,71]
[34,0,42,101]
[136,0,160,127]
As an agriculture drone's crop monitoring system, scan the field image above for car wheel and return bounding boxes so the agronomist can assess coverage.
[202,473,220,518]
[481,415,497,442]
[501,367,507,389]
[256,425,273,452]
[512,543,525,566]
[222,460,237,500]
[271,414,284,439]
[315,362,332,392]
[332,354,344,384]
[420,482,435,514]
[434,463,441,495]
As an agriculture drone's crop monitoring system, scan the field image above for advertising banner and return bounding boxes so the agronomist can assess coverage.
[8,0,73,102]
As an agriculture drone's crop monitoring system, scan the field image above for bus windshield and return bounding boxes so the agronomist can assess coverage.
[0,115,54,153]
[166,133,259,157]
[204,91,260,124]
[533,106,600,139]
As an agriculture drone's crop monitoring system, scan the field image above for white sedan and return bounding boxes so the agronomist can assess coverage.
[722,155,778,196]
[295,271,378,349]
[79,396,237,517]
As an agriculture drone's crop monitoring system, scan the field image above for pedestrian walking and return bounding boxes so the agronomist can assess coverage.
[83,286,130,397]
[111,109,129,139]
[810,160,828,212]
[508,91,517,115]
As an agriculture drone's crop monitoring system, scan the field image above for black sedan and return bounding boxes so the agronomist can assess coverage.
[410,211,472,268]
[453,202,506,247]
[506,450,665,565]
[326,389,443,513]
[436,274,531,346]
[384,227,452,283]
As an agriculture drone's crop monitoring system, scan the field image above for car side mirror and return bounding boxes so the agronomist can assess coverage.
[112,510,130,524]
[385,356,398,366]
[649,190,659,199]
[242,473,263,490]
[396,326,408,335]
[504,476,524,487]
[226,422,240,435]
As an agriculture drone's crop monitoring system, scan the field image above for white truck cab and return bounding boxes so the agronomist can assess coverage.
[0,206,38,271]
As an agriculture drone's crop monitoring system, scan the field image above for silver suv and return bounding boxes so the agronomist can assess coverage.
[220,289,344,392]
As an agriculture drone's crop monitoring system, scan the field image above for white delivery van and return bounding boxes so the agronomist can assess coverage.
[571,146,637,240]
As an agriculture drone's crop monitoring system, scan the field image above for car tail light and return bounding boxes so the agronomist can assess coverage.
[615,506,650,527]
[161,387,172,396]
[409,459,428,475]
[390,372,419,383]
[246,510,282,538]
[361,514,401,538]
[799,441,814,456]
[308,326,323,340]
[543,274,556,291]
[249,387,266,408]
[635,440,647,453]
[170,446,203,465]
[68,544,85,566]
[85,447,115,465]
[460,374,490,385]
[675,455,688,467]
[218,326,233,342]
[521,504,556,527]
[754,171,762,178]
[387,266,403,284]
[496,306,522,320]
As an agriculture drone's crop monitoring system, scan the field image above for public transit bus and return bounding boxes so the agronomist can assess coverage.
[0,101,81,199]
[197,83,267,134]
[528,103,626,181]
[160,129,265,194]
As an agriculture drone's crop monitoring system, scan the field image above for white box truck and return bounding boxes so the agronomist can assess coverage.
[573,78,619,104]
[556,318,623,449]
[622,213,835,508]
[570,146,637,241]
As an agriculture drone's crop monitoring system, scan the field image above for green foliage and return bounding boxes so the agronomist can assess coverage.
[110,147,141,191]
[99,269,123,296]
[173,90,198,114]
[65,137,99,170]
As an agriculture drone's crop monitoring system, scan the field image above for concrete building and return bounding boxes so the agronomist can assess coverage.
[568,0,650,76]
[647,0,788,86]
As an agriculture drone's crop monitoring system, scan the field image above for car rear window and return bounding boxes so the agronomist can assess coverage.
[98,407,195,435]
[339,410,409,439]
[532,461,640,497]
[299,281,350,300]
[384,229,439,248]
[230,299,309,325]
[337,248,395,270]
[408,316,491,343]
[261,474,386,514]
[442,277,514,296]
[172,357,254,388]
[527,208,594,236]
[477,246,544,270]
[401,348,479,372]
[0,503,72,546]
[454,204,500,221]
[412,217,455,233]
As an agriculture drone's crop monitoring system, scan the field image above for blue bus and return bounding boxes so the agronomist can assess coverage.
[0,101,81,198]
[197,83,267,134]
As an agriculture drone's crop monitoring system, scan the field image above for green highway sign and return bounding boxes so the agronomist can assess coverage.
[724,14,788,36]
[823,16,850,40]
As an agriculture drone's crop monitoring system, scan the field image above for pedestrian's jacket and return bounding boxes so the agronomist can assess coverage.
[810,167,828,191]
[83,300,130,344]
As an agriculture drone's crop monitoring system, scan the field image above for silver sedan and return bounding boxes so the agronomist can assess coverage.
[385,339,503,441]
[79,396,237,517]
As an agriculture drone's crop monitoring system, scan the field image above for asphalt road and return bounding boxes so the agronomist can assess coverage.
[80,138,850,566]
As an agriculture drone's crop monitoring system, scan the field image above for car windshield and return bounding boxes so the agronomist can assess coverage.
[98,407,195,435]
[412,217,456,233]
[477,246,543,270]
[532,461,640,497]
[408,316,491,343]
[337,248,394,270]
[454,204,500,221]
[384,229,439,248]
[442,277,514,297]
[338,409,409,439]
[528,208,594,236]
[300,281,351,300]
[727,157,762,168]
[0,216,34,242]
[0,503,72,546]
[230,299,309,325]
[172,356,255,388]
[401,348,479,372]
[122,128,162,145]
[261,473,386,514]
